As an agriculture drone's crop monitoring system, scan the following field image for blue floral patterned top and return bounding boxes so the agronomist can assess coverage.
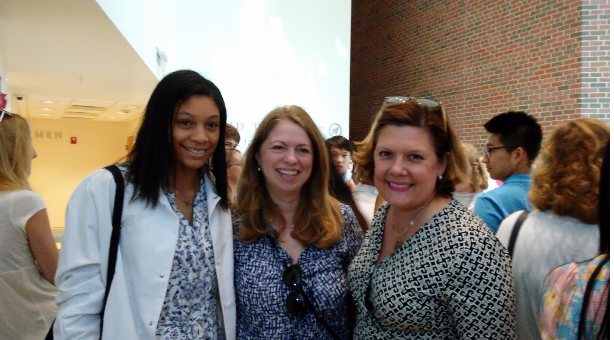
[233,204,364,340]
[156,178,224,340]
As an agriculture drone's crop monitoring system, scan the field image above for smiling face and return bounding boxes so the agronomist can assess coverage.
[172,95,220,175]
[373,125,447,212]
[256,118,314,201]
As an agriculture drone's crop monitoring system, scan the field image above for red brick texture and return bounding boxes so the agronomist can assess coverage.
[349,0,610,146]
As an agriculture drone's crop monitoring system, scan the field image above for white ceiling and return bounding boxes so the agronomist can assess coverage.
[0,0,159,122]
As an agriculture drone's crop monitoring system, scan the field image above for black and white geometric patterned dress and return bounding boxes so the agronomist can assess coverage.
[348,200,516,339]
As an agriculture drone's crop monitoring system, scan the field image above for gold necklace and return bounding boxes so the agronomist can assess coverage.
[392,202,430,250]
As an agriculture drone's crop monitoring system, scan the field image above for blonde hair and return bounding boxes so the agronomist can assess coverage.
[235,105,343,248]
[529,119,609,224]
[462,143,488,192]
[354,101,467,197]
[0,113,33,191]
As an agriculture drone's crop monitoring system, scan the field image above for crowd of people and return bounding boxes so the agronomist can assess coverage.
[0,70,609,340]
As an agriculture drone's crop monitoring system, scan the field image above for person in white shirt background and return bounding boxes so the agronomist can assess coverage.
[0,109,59,340]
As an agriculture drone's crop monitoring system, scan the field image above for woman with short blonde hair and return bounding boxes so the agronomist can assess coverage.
[452,143,488,210]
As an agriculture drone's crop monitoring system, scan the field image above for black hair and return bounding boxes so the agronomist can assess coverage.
[578,139,609,340]
[327,159,368,234]
[484,111,543,163]
[124,70,229,209]
[326,135,354,154]
[598,140,609,254]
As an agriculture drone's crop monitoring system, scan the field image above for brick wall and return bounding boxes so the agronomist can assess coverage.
[580,0,610,119]
[350,0,610,146]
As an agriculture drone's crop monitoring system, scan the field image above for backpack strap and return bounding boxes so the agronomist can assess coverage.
[508,210,529,259]
[578,254,610,339]
[100,165,125,337]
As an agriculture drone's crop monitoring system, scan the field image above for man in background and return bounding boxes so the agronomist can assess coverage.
[474,111,542,233]
[225,123,240,149]
[326,136,356,191]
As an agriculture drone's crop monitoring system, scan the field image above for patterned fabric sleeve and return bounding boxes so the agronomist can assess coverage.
[446,232,516,339]
[340,204,364,267]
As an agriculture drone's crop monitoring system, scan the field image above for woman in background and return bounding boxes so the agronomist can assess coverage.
[226,148,243,205]
[540,140,610,340]
[452,143,488,211]
[350,97,515,339]
[54,70,235,339]
[0,110,59,340]
[497,118,609,340]
[233,105,363,339]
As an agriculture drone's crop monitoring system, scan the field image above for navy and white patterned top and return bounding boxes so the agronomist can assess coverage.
[156,178,224,340]
[233,204,363,340]
[349,200,516,339]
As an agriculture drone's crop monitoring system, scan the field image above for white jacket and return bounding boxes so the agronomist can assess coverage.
[54,168,236,339]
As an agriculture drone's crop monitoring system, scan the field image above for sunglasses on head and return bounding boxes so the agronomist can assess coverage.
[384,96,447,131]
[0,109,14,124]
[282,264,309,316]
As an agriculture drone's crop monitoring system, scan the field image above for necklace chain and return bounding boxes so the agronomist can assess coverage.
[174,189,194,208]
[270,219,294,229]
[392,202,430,248]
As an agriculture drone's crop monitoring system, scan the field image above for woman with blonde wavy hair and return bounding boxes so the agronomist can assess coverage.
[496,118,610,340]
[233,105,363,339]
[0,110,58,340]
[452,143,489,211]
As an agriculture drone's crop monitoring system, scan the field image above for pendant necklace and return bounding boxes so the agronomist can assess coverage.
[392,202,430,250]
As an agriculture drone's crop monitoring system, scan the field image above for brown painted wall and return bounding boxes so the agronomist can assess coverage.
[349,0,610,145]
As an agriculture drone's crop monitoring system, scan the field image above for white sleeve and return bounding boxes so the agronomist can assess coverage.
[496,210,525,249]
[54,169,117,340]
[10,190,46,232]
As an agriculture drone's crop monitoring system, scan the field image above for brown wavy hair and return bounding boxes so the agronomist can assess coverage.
[235,105,343,248]
[529,118,609,224]
[462,143,488,192]
[354,100,467,197]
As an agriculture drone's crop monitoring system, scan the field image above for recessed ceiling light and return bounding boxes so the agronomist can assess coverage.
[43,100,56,104]
[42,108,52,111]
[116,111,127,115]
[40,113,49,116]
[110,117,117,119]
[127,106,138,109]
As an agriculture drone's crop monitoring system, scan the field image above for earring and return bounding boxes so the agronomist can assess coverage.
[438,175,442,181]
[258,166,261,172]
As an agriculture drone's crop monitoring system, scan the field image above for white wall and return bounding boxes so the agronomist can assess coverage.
[0,49,15,112]
[96,0,352,151]
[28,118,131,230]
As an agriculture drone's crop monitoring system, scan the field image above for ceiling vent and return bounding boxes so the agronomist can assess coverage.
[63,113,98,119]
[62,103,106,119]
[69,104,106,110]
